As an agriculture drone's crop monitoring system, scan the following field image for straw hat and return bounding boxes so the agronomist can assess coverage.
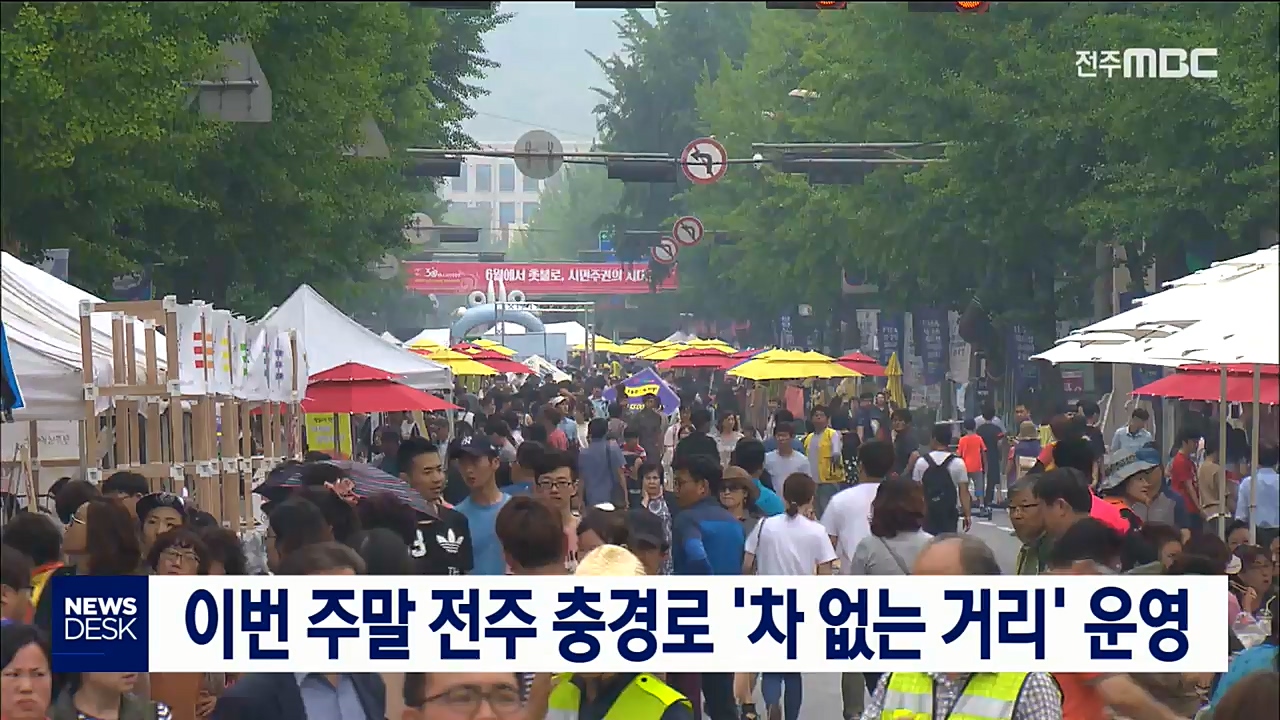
[720,466,760,505]
[574,545,646,576]
[1016,421,1039,441]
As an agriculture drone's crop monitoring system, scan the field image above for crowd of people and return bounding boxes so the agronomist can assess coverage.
[2,368,1278,720]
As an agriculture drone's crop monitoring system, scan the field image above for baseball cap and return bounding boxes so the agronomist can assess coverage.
[627,509,668,552]
[449,434,499,460]
[136,492,187,522]
[1100,447,1161,492]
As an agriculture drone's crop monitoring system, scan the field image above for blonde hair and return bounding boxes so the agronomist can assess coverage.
[574,544,646,576]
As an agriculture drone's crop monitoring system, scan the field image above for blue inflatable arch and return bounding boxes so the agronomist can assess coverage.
[450,305,545,344]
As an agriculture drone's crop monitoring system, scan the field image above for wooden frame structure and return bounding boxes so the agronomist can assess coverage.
[75,297,302,531]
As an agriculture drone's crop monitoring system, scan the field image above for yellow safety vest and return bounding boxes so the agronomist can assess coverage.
[545,672,690,720]
[880,672,1029,720]
[801,428,846,484]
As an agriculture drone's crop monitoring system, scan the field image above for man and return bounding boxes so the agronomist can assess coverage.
[801,405,846,517]
[670,453,742,720]
[972,404,1005,508]
[590,383,610,419]
[213,542,385,720]
[890,408,919,478]
[1007,476,1049,575]
[956,420,988,512]
[620,427,649,507]
[853,392,884,442]
[1014,403,1032,427]
[0,543,32,624]
[373,427,403,477]
[533,449,581,564]
[1236,443,1280,548]
[728,439,784,516]
[545,667,694,720]
[450,435,511,575]
[633,393,666,462]
[496,494,566,576]
[1077,400,1106,481]
[504,440,543,497]
[1168,427,1204,532]
[674,407,719,463]
[1,511,63,624]
[101,470,149,520]
[824,439,895,575]
[1045,524,1195,720]
[861,534,1063,720]
[1031,467,1094,551]
[579,418,627,508]
[627,508,671,577]
[763,423,810,495]
[1111,408,1154,455]
[762,410,805,453]
[402,673,527,720]
[398,437,473,575]
[911,423,972,534]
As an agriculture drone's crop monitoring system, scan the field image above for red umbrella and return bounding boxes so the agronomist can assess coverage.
[310,363,397,382]
[657,347,734,370]
[1133,373,1279,405]
[453,345,530,374]
[1177,363,1280,376]
[836,351,886,377]
[303,381,460,414]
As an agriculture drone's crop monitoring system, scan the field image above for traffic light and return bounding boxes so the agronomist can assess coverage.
[606,158,678,184]
[436,227,481,244]
[776,158,875,185]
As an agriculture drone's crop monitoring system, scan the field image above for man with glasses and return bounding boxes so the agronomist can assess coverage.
[1007,476,1049,575]
[402,673,524,720]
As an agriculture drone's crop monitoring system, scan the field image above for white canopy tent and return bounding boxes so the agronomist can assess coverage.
[1,252,164,421]
[484,321,589,347]
[262,285,451,390]
[379,331,401,346]
[404,327,451,348]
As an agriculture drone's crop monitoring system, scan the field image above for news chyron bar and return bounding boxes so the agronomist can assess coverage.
[908,1,992,12]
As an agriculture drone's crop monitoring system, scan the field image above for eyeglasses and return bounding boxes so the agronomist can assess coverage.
[719,485,747,494]
[536,479,575,489]
[421,684,523,716]
[1007,503,1039,516]
[161,548,201,566]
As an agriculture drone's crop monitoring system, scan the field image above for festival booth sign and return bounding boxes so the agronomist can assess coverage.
[603,368,681,415]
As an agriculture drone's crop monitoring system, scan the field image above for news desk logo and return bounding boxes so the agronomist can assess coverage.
[1075,48,1218,79]
[51,575,150,672]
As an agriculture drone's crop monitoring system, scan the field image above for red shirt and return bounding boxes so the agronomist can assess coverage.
[547,429,569,450]
[1169,452,1200,514]
[957,434,987,473]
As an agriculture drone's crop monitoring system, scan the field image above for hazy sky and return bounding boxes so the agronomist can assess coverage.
[464,2,633,144]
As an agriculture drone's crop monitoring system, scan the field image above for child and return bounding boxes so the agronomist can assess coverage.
[957,419,988,516]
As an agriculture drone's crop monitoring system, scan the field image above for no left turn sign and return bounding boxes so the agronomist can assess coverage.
[672,216,704,247]
[650,237,679,265]
[680,137,729,185]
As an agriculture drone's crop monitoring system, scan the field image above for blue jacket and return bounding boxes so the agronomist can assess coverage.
[671,496,745,576]
[753,479,785,517]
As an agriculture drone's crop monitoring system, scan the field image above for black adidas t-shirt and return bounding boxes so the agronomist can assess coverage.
[410,506,474,576]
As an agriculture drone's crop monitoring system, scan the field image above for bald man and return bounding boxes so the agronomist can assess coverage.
[911,533,1002,576]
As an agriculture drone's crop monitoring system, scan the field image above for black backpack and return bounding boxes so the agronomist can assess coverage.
[921,453,960,535]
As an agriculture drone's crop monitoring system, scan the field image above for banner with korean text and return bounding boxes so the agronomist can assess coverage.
[50,575,1225,674]
[404,261,678,296]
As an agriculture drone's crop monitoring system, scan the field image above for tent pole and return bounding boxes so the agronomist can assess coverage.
[1217,367,1228,538]
[1248,364,1261,544]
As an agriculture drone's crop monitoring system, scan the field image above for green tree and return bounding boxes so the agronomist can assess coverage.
[512,164,624,261]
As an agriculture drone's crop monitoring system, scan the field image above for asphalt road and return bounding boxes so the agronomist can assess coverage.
[739,509,1023,720]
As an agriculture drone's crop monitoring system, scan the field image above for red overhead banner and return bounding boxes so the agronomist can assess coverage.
[403,261,677,296]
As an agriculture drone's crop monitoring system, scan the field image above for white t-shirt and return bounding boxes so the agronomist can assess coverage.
[821,483,881,575]
[912,450,970,489]
[763,450,811,494]
[745,513,837,576]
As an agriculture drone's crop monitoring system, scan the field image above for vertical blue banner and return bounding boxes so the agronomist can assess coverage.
[1008,324,1040,392]
[877,312,905,367]
[914,308,948,385]
[1,323,26,418]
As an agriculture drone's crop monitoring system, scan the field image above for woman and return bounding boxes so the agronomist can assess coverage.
[741,473,836,720]
[1225,519,1252,553]
[663,405,693,480]
[485,418,519,464]
[146,529,219,720]
[1,622,52,720]
[49,672,171,720]
[715,413,744,468]
[637,462,674,575]
[195,527,248,577]
[542,406,569,451]
[1234,545,1274,622]
[137,493,189,556]
[718,467,764,537]
[1099,454,1159,532]
[850,477,933,576]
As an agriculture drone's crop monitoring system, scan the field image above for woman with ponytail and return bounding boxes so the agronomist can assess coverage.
[741,473,836,720]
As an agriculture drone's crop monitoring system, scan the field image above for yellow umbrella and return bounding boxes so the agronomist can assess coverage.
[572,336,623,353]
[686,338,735,351]
[419,348,498,376]
[622,337,653,347]
[404,337,443,352]
[885,352,906,407]
[613,338,652,356]
[641,343,692,362]
[471,338,518,356]
[728,357,858,381]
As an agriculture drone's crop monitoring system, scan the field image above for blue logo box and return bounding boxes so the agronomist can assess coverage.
[50,575,150,672]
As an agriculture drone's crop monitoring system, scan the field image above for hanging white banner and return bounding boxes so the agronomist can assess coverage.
[174,304,208,396]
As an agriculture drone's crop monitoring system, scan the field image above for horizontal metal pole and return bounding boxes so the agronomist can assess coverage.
[754,141,950,150]
[783,158,948,164]
[405,148,668,159]
[187,79,261,89]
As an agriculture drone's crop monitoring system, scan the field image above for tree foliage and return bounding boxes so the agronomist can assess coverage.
[589,2,1278,343]
[2,2,508,315]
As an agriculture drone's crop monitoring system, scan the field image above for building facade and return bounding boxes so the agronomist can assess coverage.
[438,140,592,251]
